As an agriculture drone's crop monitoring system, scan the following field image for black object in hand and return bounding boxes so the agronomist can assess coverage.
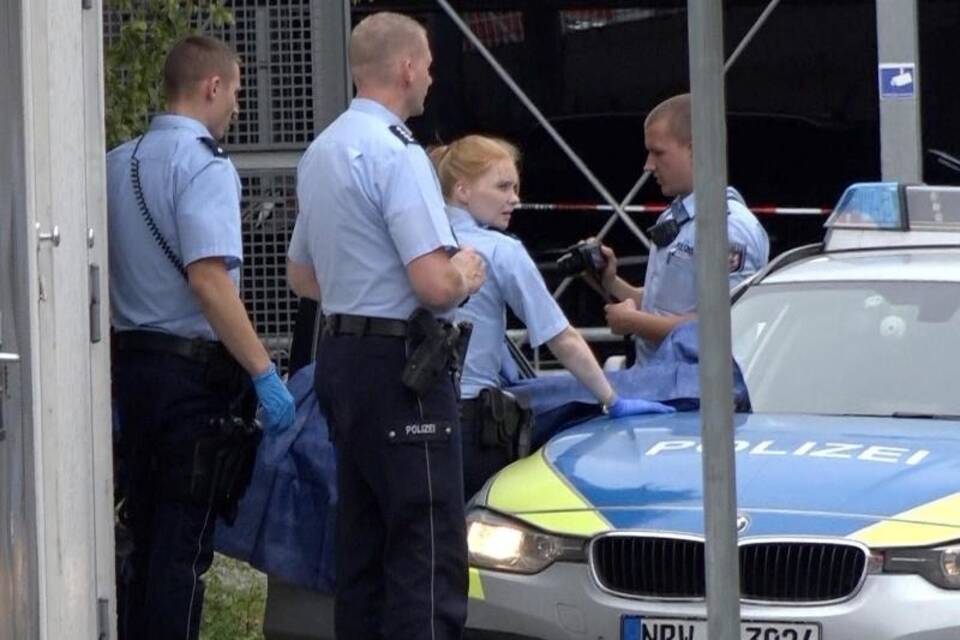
[556,239,608,277]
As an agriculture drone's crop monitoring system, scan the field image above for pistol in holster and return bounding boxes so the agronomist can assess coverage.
[154,415,262,524]
[477,387,533,461]
[401,307,473,397]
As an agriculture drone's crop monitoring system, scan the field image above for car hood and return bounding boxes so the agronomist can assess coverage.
[481,412,960,547]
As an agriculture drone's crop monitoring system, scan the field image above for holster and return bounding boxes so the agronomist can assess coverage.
[401,307,473,397]
[113,334,262,525]
[191,415,263,524]
[152,414,262,524]
[477,387,533,461]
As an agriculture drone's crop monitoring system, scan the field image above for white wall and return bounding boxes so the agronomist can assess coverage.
[2,0,115,637]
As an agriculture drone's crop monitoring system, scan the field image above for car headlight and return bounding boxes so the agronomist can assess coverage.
[466,509,585,574]
[883,544,960,589]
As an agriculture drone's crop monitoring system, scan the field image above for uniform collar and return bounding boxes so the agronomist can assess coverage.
[350,97,405,127]
[674,193,697,219]
[672,188,744,220]
[150,113,214,138]
[447,205,482,231]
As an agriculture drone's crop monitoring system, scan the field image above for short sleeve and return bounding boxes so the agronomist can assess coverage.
[177,159,243,268]
[493,239,569,348]
[382,147,457,265]
[726,203,770,288]
[288,206,311,265]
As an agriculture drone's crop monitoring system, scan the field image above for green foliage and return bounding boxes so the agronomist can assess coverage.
[104,0,234,148]
[200,553,267,640]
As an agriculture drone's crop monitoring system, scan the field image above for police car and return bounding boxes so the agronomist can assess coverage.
[464,182,960,640]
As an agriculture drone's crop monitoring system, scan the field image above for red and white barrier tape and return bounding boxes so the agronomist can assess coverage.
[515,202,831,216]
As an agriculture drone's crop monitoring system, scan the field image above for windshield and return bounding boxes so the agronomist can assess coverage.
[732,280,960,416]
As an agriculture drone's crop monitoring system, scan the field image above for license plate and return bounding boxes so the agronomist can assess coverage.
[621,616,821,640]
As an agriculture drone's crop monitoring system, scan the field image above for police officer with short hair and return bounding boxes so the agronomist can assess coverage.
[430,135,676,498]
[601,93,769,361]
[286,12,486,640]
[107,35,295,640]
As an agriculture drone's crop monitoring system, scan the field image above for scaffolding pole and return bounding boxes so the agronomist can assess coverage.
[688,1,741,640]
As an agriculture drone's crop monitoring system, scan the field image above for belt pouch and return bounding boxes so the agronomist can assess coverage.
[477,388,533,460]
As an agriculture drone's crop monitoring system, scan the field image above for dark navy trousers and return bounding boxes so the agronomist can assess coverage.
[315,335,468,640]
[113,348,250,640]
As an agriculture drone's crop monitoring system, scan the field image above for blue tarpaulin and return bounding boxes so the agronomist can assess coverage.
[214,321,750,593]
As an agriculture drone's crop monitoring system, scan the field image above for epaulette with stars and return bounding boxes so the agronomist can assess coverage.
[388,124,419,146]
[197,136,228,158]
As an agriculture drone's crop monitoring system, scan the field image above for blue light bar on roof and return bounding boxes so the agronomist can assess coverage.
[824,182,904,230]
[904,185,960,230]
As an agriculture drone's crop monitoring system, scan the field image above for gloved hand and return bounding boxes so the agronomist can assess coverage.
[252,364,295,434]
[607,397,676,419]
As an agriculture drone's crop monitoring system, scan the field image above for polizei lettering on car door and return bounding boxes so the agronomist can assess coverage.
[643,439,930,465]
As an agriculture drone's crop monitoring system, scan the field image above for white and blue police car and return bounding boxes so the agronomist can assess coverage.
[464,182,960,640]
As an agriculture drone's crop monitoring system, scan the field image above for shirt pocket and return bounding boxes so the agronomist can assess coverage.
[655,248,697,314]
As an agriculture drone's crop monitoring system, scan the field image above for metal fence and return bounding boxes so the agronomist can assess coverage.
[239,168,300,372]
[220,0,316,149]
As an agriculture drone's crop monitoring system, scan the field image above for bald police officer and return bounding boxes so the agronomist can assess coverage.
[601,93,769,361]
[107,35,295,640]
[287,12,485,640]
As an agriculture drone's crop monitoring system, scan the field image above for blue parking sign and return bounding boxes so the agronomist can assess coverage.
[879,63,915,99]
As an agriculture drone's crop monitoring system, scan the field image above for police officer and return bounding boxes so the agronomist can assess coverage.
[429,135,676,498]
[286,13,486,640]
[107,35,295,640]
[601,93,769,361]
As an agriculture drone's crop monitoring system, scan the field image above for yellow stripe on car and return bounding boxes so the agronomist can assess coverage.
[486,449,612,537]
[468,567,485,600]
[849,492,960,547]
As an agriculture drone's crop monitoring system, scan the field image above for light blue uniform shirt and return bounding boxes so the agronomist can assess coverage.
[106,114,243,340]
[289,98,457,320]
[449,206,569,399]
[637,187,769,360]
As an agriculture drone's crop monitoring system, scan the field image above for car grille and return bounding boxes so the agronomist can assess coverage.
[739,541,867,602]
[590,535,867,603]
[592,536,706,598]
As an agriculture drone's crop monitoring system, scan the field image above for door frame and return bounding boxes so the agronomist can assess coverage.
[1,0,115,637]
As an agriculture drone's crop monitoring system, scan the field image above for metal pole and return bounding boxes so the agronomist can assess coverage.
[876,0,922,182]
[724,0,783,73]
[433,0,650,246]
[312,0,352,129]
[688,1,740,639]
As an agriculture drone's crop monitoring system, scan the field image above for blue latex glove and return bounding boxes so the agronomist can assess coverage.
[607,397,676,418]
[252,364,295,433]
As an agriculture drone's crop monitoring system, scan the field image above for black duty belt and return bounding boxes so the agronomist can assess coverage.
[323,314,408,338]
[112,330,229,365]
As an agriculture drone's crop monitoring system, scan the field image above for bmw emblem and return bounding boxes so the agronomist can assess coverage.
[736,513,750,534]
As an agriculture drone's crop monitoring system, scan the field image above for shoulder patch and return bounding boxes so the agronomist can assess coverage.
[197,136,227,158]
[388,124,419,146]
